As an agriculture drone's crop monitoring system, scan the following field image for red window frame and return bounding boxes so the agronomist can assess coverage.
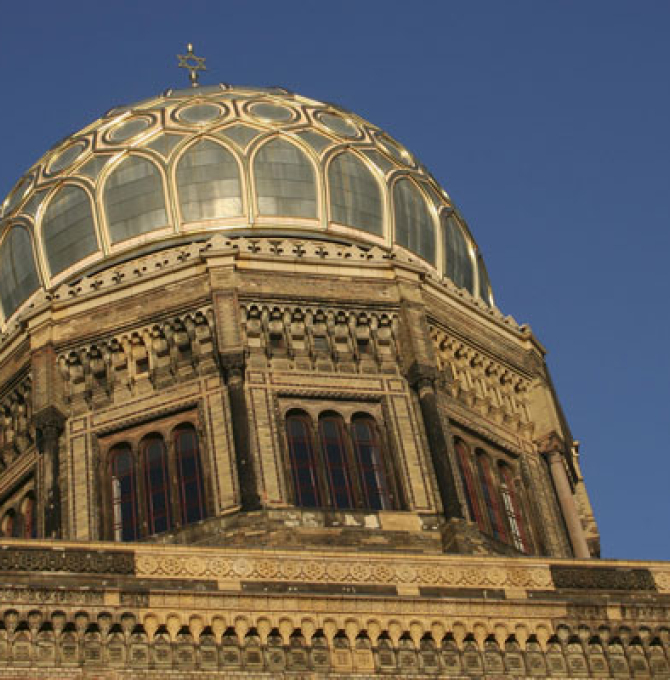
[500,463,530,553]
[174,424,207,525]
[475,452,507,542]
[286,412,322,507]
[109,444,139,542]
[319,413,355,509]
[141,434,172,536]
[351,414,393,510]
[455,440,485,531]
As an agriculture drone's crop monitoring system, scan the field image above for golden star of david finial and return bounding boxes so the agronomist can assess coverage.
[177,43,207,88]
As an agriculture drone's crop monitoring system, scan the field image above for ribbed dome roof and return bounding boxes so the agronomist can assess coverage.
[0,84,493,323]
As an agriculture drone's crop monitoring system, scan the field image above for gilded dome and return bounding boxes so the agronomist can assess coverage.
[0,84,493,323]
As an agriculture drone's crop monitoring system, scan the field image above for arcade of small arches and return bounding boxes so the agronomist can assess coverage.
[0,607,666,676]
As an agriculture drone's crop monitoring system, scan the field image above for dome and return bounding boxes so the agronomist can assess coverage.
[0,84,493,324]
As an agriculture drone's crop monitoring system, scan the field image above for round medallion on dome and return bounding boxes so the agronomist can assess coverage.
[106,116,154,143]
[46,140,88,176]
[314,111,359,138]
[176,102,226,125]
[2,174,34,216]
[376,133,414,166]
[248,101,296,123]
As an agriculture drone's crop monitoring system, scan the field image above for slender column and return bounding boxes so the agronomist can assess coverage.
[225,361,261,512]
[34,406,65,539]
[412,368,463,520]
[545,450,590,558]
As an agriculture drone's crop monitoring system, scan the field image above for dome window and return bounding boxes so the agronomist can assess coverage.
[253,138,317,219]
[393,178,435,264]
[442,213,474,295]
[0,225,40,318]
[477,254,494,306]
[176,140,243,222]
[176,103,225,125]
[106,116,152,143]
[328,152,382,236]
[46,141,87,176]
[248,102,295,123]
[104,156,168,244]
[42,186,98,277]
[315,111,359,138]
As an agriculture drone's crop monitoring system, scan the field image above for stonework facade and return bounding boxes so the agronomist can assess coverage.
[0,83,667,676]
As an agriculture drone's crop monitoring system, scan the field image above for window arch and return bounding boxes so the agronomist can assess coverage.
[328,152,383,235]
[174,423,207,525]
[141,434,172,535]
[475,451,507,542]
[42,185,98,277]
[103,155,167,244]
[319,412,354,509]
[109,443,139,542]
[442,213,474,294]
[351,414,392,510]
[253,138,317,218]
[176,139,243,221]
[0,225,40,318]
[285,411,321,507]
[393,178,435,264]
[499,463,530,552]
[454,439,485,531]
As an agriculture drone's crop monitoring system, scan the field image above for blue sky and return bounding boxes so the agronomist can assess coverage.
[1,1,668,560]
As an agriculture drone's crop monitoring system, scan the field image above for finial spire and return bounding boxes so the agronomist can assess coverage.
[177,43,207,88]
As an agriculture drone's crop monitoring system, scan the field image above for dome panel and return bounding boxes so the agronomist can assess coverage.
[442,213,474,295]
[47,141,88,176]
[104,156,168,244]
[0,226,40,318]
[42,185,98,277]
[328,152,382,235]
[393,178,435,265]
[107,116,153,143]
[254,138,317,219]
[176,140,243,221]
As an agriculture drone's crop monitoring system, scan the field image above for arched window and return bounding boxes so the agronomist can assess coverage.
[174,424,207,525]
[42,185,98,276]
[328,152,383,235]
[285,411,321,507]
[442,213,474,294]
[319,413,354,509]
[475,451,507,542]
[176,139,243,221]
[254,138,317,218]
[454,439,485,531]
[141,434,172,535]
[351,414,391,510]
[109,444,139,541]
[104,156,167,244]
[393,178,435,264]
[499,463,530,552]
[0,226,40,318]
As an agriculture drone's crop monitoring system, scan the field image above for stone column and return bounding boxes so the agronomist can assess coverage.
[411,368,463,521]
[224,358,261,512]
[545,450,590,558]
[34,406,65,539]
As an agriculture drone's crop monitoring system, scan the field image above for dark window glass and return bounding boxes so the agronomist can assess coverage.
[319,414,354,509]
[142,434,172,535]
[475,452,507,541]
[286,413,321,507]
[174,424,207,525]
[455,440,485,531]
[351,415,392,510]
[110,444,139,541]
